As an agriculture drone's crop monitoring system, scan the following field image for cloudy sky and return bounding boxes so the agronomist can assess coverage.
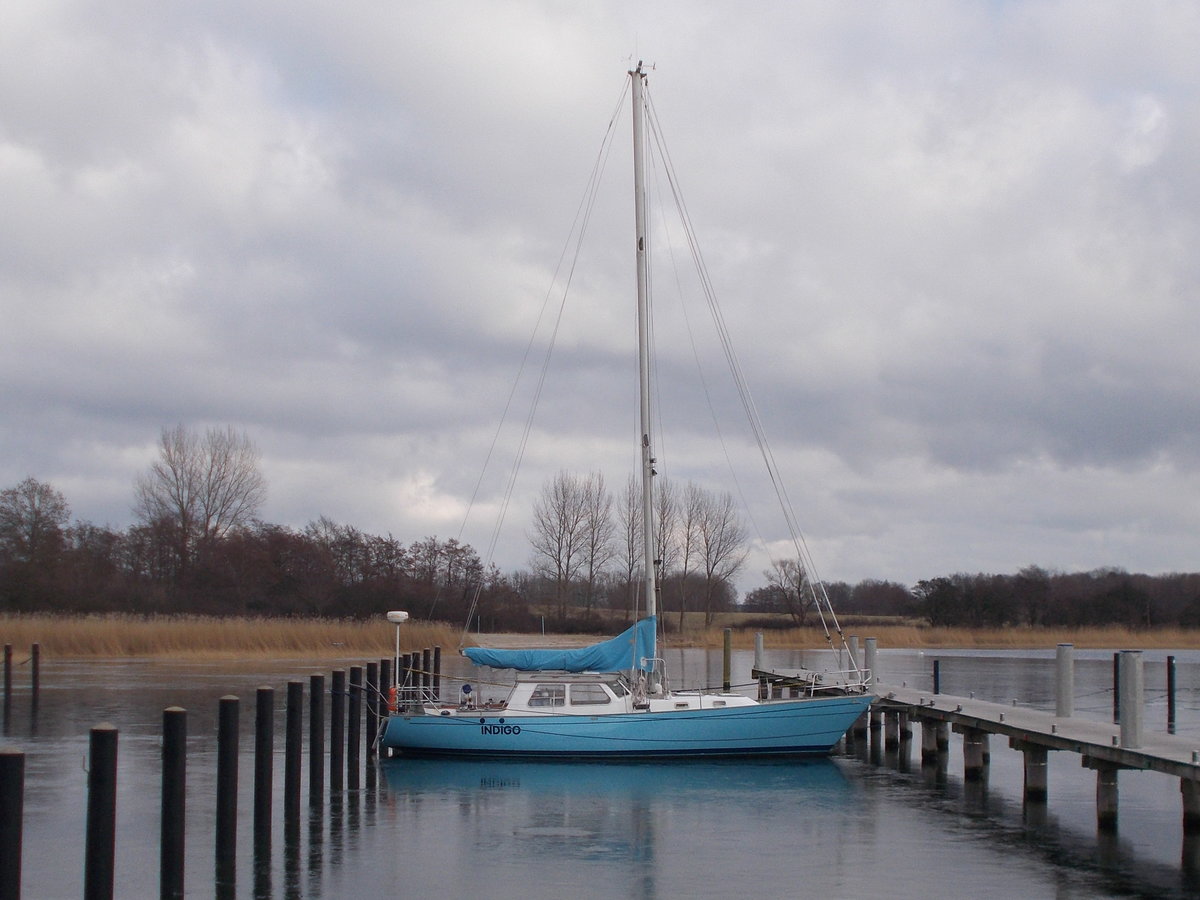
[2,1,1198,591]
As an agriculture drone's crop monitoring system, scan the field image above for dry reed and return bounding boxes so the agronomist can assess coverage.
[0,613,461,659]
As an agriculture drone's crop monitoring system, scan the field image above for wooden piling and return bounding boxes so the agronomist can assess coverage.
[0,747,23,900]
[253,687,273,854]
[84,724,118,900]
[215,696,238,897]
[330,670,345,793]
[348,666,362,791]
[3,645,10,723]
[379,659,392,742]
[433,647,442,701]
[932,659,940,695]
[160,707,186,900]
[29,645,38,712]
[722,628,732,692]
[365,662,378,760]
[285,681,303,832]
[309,674,325,805]
[421,649,431,694]
[1168,655,1177,734]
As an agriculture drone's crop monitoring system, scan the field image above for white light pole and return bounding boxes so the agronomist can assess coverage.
[386,610,409,699]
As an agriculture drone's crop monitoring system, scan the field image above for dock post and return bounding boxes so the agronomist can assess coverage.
[330,670,345,793]
[722,629,732,692]
[932,659,940,694]
[309,674,324,805]
[959,726,989,781]
[754,633,764,673]
[433,647,442,701]
[1056,643,1074,718]
[1095,763,1120,831]
[920,719,939,763]
[84,724,118,900]
[1118,650,1144,749]
[253,687,274,856]
[421,649,431,694]
[215,696,238,898]
[864,637,877,688]
[285,681,303,834]
[29,644,39,715]
[848,635,859,673]
[0,747,24,900]
[1020,743,1048,802]
[1112,652,1120,723]
[1168,655,1177,734]
[884,711,900,750]
[379,659,392,755]
[3,644,10,724]
[365,662,378,760]
[348,666,362,791]
[1182,779,1200,833]
[161,707,186,900]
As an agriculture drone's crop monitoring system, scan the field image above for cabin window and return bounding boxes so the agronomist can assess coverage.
[529,684,565,707]
[607,680,630,697]
[569,684,611,706]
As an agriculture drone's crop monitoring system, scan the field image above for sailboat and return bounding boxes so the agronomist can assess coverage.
[378,64,872,759]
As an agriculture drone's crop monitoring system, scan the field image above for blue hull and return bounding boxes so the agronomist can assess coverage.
[380,693,872,759]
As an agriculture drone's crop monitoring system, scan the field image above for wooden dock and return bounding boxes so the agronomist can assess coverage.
[755,645,1200,832]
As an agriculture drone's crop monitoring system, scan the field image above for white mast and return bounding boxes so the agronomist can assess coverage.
[631,63,658,664]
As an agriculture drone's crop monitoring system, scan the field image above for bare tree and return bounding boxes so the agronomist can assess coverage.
[134,424,266,576]
[580,472,616,613]
[696,489,748,625]
[616,475,642,618]
[764,558,811,626]
[674,481,705,631]
[0,477,70,565]
[653,477,678,606]
[528,470,590,621]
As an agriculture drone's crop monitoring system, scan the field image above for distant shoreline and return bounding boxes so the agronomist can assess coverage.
[3,613,1199,658]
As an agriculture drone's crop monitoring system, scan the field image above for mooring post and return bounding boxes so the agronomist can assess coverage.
[253,687,274,855]
[84,723,118,900]
[753,632,764,672]
[932,659,940,695]
[1112,652,1120,724]
[1056,642,1074,718]
[29,644,39,716]
[309,674,325,804]
[1182,779,1200,833]
[1118,650,1144,749]
[0,747,24,900]
[848,634,859,673]
[348,666,362,791]
[215,696,238,897]
[1168,655,1177,734]
[161,707,186,900]
[433,647,442,701]
[378,659,392,756]
[330,670,345,793]
[365,663,378,760]
[864,637,877,688]
[3,644,11,723]
[285,681,303,834]
[722,628,732,692]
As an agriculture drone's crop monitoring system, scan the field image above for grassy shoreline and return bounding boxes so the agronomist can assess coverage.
[4,613,1200,658]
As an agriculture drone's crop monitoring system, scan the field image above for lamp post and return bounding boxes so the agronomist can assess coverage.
[386,611,409,700]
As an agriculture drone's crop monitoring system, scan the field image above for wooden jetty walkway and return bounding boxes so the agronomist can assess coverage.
[757,642,1200,832]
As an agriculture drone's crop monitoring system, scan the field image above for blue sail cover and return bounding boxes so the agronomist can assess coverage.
[463,617,657,673]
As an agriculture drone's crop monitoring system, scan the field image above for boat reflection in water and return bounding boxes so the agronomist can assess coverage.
[376,757,854,899]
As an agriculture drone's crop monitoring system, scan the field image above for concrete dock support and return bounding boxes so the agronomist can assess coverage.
[1056,643,1074,718]
[920,719,941,763]
[1182,779,1200,834]
[1094,763,1120,831]
[1022,745,1049,802]
[884,711,900,750]
[958,726,989,781]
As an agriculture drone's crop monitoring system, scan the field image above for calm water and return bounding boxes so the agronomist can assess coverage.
[4,646,1200,898]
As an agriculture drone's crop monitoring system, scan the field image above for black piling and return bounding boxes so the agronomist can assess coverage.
[933,659,941,695]
[365,662,378,760]
[253,687,274,855]
[348,666,362,791]
[285,681,303,834]
[330,671,345,793]
[379,658,392,757]
[29,645,38,716]
[160,707,186,900]
[215,696,238,898]
[309,674,325,806]
[0,747,23,900]
[3,645,10,725]
[84,724,118,900]
[1113,652,1120,724]
[421,649,431,695]
[433,647,442,701]
[1168,655,1177,734]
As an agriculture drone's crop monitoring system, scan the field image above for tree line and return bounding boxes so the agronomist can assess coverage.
[3,424,1198,630]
